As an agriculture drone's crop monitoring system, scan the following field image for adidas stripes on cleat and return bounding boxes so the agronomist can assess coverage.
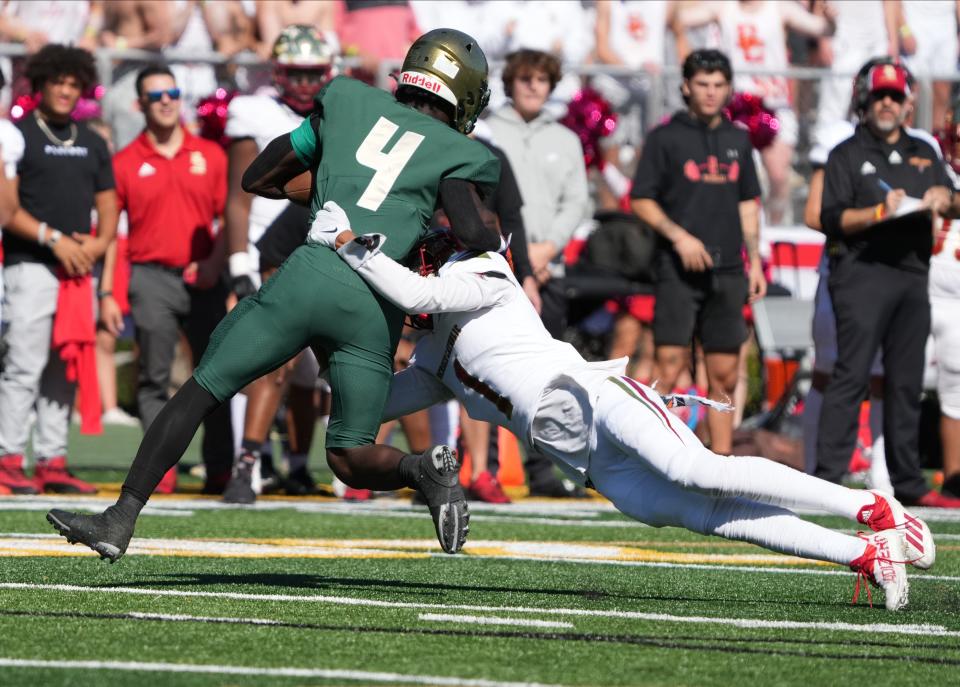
[857,490,935,569]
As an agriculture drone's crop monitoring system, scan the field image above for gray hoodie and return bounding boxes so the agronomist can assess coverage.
[485,105,589,274]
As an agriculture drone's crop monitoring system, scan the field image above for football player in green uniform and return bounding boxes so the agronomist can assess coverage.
[47,29,500,561]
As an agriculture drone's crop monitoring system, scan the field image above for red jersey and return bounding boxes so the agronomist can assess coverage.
[113,129,226,267]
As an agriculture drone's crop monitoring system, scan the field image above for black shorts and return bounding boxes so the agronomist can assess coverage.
[256,203,312,272]
[653,271,748,352]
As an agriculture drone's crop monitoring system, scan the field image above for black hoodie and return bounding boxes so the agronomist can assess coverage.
[631,111,761,276]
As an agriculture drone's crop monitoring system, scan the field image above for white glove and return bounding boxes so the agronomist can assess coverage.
[307,200,352,249]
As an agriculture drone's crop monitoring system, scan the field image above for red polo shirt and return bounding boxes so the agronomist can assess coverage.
[113,129,227,267]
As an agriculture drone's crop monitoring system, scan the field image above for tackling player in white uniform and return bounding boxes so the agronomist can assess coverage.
[308,200,937,612]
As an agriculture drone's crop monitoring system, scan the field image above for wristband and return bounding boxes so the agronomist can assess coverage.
[228,251,251,278]
[37,222,47,245]
[97,290,113,299]
[46,229,63,247]
[874,203,886,221]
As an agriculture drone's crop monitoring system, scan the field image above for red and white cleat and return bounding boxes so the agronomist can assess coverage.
[857,490,935,569]
[849,530,909,611]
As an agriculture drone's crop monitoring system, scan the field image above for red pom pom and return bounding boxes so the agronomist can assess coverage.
[723,92,779,151]
[560,87,619,169]
[196,88,237,149]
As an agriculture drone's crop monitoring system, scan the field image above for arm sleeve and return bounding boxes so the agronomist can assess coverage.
[438,177,502,252]
[491,149,533,280]
[381,364,454,422]
[289,112,321,166]
[630,129,664,200]
[348,249,514,314]
[738,141,762,200]
[820,147,854,238]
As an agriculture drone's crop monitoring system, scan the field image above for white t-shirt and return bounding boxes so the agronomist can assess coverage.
[225,94,304,236]
[3,0,90,45]
[719,0,790,108]
[607,0,668,69]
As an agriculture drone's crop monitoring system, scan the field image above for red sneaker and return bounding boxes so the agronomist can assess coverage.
[343,487,373,501]
[913,489,960,509]
[34,456,96,494]
[468,471,511,504]
[0,454,38,494]
[154,467,178,494]
[857,490,935,569]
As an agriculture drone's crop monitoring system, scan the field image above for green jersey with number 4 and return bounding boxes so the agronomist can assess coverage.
[290,76,500,260]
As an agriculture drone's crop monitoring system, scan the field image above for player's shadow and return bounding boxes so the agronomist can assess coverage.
[96,572,864,610]
[110,571,648,602]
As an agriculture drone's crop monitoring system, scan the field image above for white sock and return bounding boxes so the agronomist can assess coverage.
[230,394,247,457]
[802,387,823,475]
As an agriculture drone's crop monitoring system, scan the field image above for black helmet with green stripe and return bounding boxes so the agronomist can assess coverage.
[398,28,490,135]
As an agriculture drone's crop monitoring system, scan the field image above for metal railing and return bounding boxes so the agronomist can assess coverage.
[1,42,955,137]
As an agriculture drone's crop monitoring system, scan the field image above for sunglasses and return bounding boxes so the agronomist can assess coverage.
[871,89,906,104]
[144,88,181,103]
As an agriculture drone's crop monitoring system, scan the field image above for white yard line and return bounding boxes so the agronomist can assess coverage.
[0,658,564,687]
[3,582,959,638]
[419,614,574,629]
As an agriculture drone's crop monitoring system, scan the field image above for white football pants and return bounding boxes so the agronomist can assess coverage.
[587,377,873,565]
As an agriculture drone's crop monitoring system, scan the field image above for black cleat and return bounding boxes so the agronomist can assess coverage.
[222,453,257,505]
[284,466,318,496]
[412,446,469,554]
[46,507,134,563]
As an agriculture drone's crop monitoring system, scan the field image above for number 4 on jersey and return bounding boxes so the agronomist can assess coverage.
[355,116,425,211]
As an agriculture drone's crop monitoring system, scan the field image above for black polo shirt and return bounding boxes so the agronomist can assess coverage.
[631,111,761,276]
[3,113,114,267]
[820,124,952,273]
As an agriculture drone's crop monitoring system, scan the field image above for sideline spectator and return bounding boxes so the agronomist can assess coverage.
[338,1,419,75]
[593,0,678,148]
[166,0,218,130]
[899,0,959,133]
[256,0,339,60]
[816,60,960,508]
[103,64,231,494]
[486,49,590,497]
[813,0,898,150]
[680,0,835,225]
[99,0,172,151]
[631,48,764,456]
[0,45,117,495]
[0,0,99,52]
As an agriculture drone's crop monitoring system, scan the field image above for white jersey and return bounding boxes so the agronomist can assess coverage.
[719,0,790,108]
[607,0,668,69]
[0,118,25,180]
[340,243,626,481]
[226,94,304,236]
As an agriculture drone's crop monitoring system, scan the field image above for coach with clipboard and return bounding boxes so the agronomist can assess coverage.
[816,61,959,507]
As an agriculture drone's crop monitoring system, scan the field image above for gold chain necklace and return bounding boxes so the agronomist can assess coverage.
[34,110,77,148]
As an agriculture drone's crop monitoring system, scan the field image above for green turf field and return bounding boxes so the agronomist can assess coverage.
[1,425,959,686]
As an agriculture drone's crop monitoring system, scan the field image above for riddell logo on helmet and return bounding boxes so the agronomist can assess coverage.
[401,71,442,95]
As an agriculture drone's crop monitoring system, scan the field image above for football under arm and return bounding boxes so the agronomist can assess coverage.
[338,236,514,314]
[381,364,454,422]
[241,133,309,199]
